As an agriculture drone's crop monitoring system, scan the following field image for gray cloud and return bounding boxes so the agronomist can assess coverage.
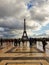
[0,0,49,38]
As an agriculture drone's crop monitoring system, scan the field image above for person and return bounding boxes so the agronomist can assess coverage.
[22,39,24,46]
[14,39,17,46]
[29,38,32,47]
[42,39,47,52]
[0,38,2,46]
[18,38,21,46]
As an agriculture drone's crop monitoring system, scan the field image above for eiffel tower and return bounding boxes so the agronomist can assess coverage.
[22,19,28,41]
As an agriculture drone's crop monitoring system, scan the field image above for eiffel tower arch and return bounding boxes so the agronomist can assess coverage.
[22,19,28,41]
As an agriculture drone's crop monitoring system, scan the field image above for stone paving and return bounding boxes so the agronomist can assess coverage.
[0,42,49,65]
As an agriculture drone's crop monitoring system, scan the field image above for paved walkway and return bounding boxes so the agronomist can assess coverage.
[0,42,49,65]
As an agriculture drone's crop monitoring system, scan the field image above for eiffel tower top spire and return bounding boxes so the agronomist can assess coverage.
[24,19,26,32]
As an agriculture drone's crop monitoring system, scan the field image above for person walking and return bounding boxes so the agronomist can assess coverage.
[42,39,47,52]
[18,38,21,46]
[14,39,17,46]
[29,38,32,47]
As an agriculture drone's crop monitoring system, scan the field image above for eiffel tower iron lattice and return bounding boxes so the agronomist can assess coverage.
[22,19,28,41]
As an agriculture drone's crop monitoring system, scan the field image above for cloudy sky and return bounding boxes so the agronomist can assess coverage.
[0,0,49,38]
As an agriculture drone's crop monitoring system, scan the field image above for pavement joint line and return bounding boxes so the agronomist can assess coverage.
[5,62,43,65]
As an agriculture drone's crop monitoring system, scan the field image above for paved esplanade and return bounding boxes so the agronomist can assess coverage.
[0,41,49,65]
